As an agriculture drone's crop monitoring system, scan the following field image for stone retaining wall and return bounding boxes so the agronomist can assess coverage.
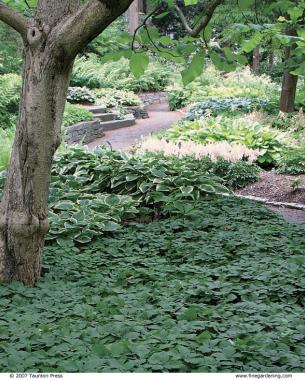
[124,105,149,119]
[64,120,104,145]
[139,92,168,105]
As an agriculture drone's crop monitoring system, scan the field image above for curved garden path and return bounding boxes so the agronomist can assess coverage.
[87,102,183,151]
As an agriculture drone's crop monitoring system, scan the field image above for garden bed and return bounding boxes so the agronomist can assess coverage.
[236,171,305,205]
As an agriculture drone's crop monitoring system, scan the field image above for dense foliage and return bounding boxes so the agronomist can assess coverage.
[46,148,229,242]
[277,147,305,175]
[67,87,96,105]
[0,148,260,244]
[93,88,141,108]
[63,104,93,128]
[0,196,305,372]
[71,56,172,92]
[185,98,269,121]
[164,115,285,167]
[0,128,14,171]
[168,67,279,111]
[0,74,21,129]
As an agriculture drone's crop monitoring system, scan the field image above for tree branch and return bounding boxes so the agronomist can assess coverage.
[175,0,224,38]
[56,0,134,60]
[0,1,28,38]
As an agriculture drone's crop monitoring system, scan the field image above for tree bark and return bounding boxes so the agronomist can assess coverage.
[128,0,139,35]
[0,0,134,285]
[269,51,274,69]
[0,18,74,286]
[280,43,298,113]
[252,46,260,72]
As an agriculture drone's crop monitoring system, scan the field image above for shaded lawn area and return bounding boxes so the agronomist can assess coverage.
[0,196,305,372]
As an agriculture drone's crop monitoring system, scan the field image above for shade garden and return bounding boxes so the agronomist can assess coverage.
[1,1,305,373]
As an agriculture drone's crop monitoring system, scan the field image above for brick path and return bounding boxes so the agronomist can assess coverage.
[87,102,183,151]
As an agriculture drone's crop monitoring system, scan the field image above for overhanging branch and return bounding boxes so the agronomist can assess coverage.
[0,1,28,38]
[57,0,133,60]
[175,0,223,37]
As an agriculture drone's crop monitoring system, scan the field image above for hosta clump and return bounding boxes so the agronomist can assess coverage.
[186,98,269,121]
[67,87,95,104]
[93,88,141,108]
[47,192,139,244]
[52,147,227,207]
[164,116,284,167]
[47,147,228,242]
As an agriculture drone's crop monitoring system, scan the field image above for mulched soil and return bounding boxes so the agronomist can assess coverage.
[236,170,305,224]
[236,170,305,205]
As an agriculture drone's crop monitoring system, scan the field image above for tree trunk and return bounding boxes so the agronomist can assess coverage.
[252,46,260,72]
[269,51,274,69]
[280,44,298,113]
[0,41,73,285]
[0,0,134,286]
[128,0,139,35]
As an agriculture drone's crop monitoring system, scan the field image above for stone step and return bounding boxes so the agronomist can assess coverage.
[87,106,108,114]
[101,118,136,131]
[94,113,117,122]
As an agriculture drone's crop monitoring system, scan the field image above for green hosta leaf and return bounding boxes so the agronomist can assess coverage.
[53,201,76,210]
[180,186,194,195]
[73,235,92,244]
[102,221,121,232]
[181,51,205,86]
[130,52,149,79]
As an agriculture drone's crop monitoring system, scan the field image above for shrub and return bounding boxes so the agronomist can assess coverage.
[67,87,95,104]
[271,109,305,132]
[277,147,305,175]
[211,158,260,189]
[93,88,141,107]
[164,114,285,167]
[0,74,21,129]
[71,55,173,92]
[62,104,93,127]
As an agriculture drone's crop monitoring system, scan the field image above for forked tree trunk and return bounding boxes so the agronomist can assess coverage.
[0,0,136,285]
[0,43,73,285]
